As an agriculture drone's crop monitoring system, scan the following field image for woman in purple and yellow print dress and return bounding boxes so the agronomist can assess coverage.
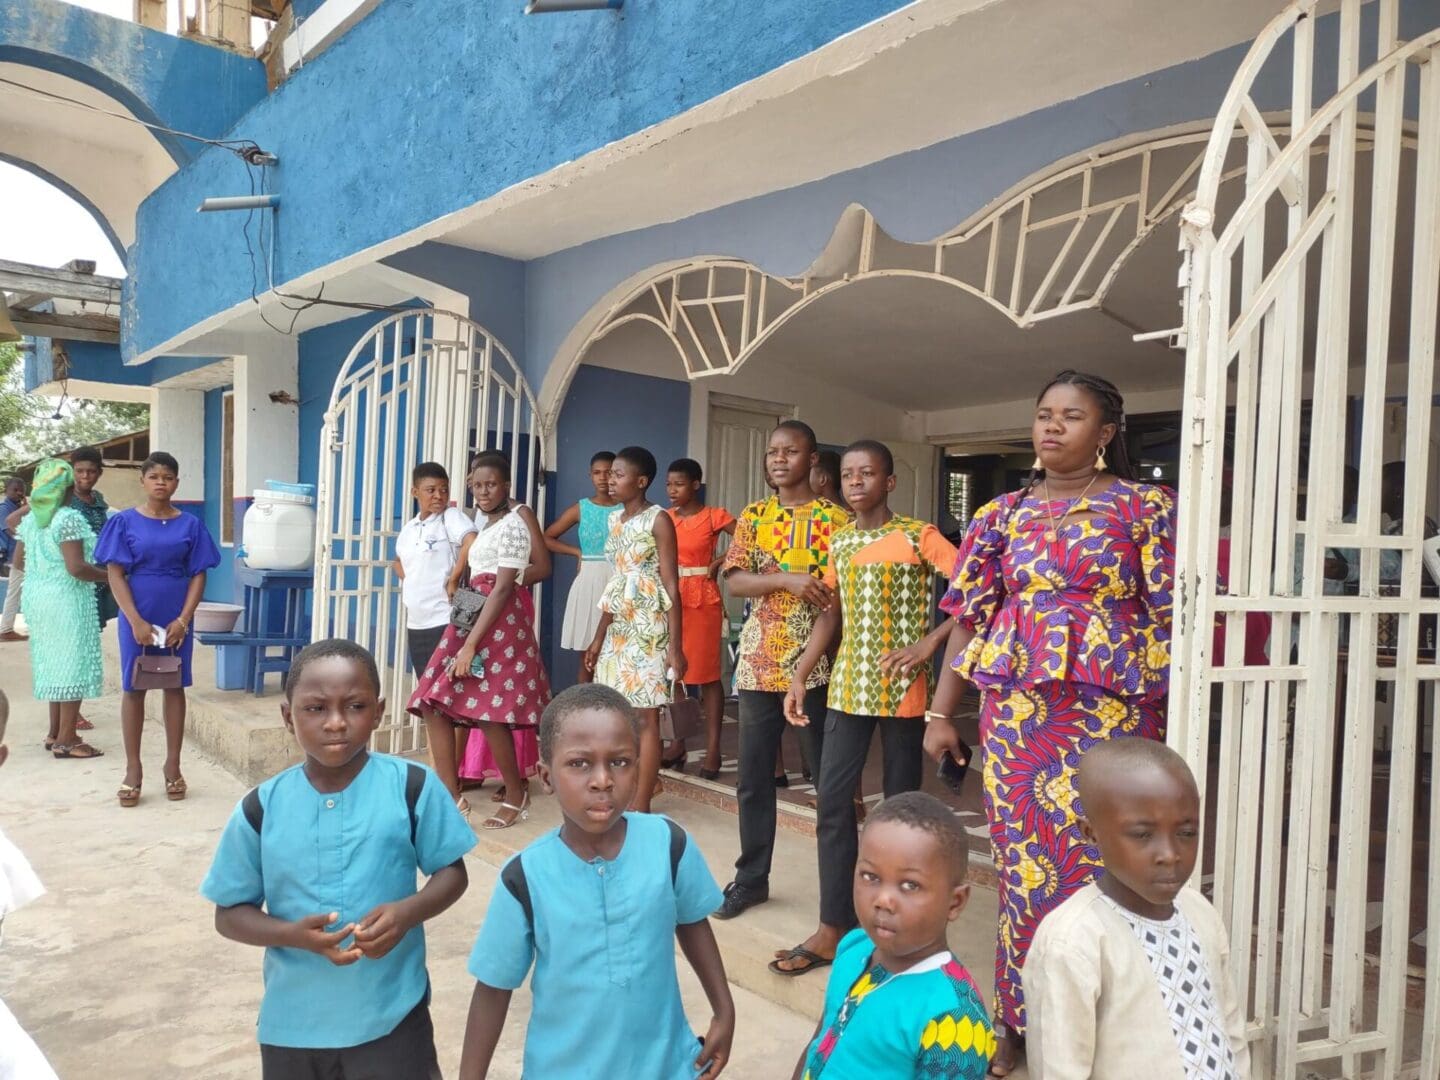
[923,371,1174,1077]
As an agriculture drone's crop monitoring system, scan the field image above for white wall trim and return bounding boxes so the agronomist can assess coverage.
[282,0,385,73]
[28,378,152,405]
[220,388,235,548]
[358,264,470,320]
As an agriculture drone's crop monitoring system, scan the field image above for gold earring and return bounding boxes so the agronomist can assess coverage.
[1095,445,1108,472]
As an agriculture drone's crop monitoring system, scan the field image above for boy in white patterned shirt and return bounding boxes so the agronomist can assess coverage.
[1025,739,1250,1080]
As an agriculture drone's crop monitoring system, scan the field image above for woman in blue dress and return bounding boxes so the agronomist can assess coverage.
[95,452,221,807]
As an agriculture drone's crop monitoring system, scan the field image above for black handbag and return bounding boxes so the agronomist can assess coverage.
[449,583,490,634]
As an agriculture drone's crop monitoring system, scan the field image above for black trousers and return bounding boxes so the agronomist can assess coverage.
[407,625,447,677]
[260,998,441,1080]
[816,709,927,929]
[733,688,827,890]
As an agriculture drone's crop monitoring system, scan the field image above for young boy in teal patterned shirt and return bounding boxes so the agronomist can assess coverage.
[794,792,994,1079]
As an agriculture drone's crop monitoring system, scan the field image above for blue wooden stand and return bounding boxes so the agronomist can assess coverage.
[199,565,313,695]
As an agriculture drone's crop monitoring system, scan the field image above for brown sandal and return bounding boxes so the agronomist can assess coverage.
[165,775,187,801]
[117,784,141,808]
[52,741,103,759]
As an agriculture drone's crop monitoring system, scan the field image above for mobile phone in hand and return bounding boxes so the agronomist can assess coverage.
[936,743,972,793]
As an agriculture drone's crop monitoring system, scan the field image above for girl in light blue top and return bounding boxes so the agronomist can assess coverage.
[545,451,620,674]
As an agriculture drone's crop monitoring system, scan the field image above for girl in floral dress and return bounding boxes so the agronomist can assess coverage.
[923,371,1175,1078]
[583,446,684,812]
[458,464,552,805]
[408,451,550,829]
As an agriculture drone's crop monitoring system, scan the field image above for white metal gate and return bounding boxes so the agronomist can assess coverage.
[313,309,547,754]
[1173,1,1440,1074]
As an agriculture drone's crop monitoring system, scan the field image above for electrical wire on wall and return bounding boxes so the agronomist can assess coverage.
[1,73,416,337]
[236,157,419,335]
[0,75,274,165]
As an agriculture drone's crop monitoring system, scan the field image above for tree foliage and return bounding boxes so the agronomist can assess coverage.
[0,341,149,474]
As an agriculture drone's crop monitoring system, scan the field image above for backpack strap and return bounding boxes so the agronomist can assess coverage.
[503,820,687,935]
[404,762,425,848]
[242,762,424,843]
[241,787,264,833]
[664,816,686,885]
[500,856,535,928]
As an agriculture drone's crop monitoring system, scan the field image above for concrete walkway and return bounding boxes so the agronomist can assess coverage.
[0,665,816,1078]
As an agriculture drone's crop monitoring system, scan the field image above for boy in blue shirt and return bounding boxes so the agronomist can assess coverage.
[793,791,995,1079]
[202,638,476,1079]
[460,684,736,1079]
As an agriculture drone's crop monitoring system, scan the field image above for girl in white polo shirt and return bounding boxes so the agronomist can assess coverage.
[393,461,477,771]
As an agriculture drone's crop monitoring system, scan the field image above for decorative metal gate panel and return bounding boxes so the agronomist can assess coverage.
[313,310,546,754]
[1173,1,1440,1074]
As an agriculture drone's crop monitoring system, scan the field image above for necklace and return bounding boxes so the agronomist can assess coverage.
[1041,473,1101,544]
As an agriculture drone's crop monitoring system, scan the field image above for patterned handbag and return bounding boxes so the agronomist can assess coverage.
[449,583,490,634]
[659,681,704,743]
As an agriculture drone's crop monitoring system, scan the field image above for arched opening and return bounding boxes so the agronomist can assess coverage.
[543,110,1438,1065]
[0,59,179,256]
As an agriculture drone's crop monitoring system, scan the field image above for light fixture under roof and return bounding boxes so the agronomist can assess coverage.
[525,0,622,12]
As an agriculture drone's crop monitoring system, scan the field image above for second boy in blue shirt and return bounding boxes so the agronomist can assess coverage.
[202,638,476,1079]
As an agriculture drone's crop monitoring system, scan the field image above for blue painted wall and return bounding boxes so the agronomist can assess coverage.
[546,364,689,687]
[125,0,917,359]
[0,0,266,164]
[203,386,236,602]
[381,242,529,379]
[25,338,223,394]
[524,0,1434,390]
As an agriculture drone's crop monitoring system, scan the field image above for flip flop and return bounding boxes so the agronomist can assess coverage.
[52,742,103,759]
[987,1025,1025,1077]
[768,945,833,977]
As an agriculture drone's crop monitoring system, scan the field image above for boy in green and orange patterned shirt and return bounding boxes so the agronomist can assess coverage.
[779,439,956,976]
[715,420,848,922]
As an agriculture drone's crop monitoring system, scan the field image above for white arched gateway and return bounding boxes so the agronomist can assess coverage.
[1174,0,1439,1074]
[312,309,546,755]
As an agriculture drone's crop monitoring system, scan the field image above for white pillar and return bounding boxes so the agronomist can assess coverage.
[233,341,300,495]
[150,388,206,504]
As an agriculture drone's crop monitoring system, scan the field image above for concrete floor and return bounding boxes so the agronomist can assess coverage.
[0,663,820,1079]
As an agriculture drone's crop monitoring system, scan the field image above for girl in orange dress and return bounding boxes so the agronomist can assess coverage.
[664,458,736,778]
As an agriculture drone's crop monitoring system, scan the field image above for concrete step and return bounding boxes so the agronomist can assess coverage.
[122,635,1013,1057]
[465,781,1004,1027]
[654,765,1001,893]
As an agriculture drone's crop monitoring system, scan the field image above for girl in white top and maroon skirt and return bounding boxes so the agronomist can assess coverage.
[408,451,551,829]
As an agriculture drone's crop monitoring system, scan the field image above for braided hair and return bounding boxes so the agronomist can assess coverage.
[1023,370,1136,499]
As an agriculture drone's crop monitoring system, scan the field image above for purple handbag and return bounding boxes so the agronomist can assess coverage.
[132,647,182,691]
[659,682,704,743]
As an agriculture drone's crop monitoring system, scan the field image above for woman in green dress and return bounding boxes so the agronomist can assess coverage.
[14,458,107,758]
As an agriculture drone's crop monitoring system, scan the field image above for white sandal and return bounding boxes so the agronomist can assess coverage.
[482,790,530,830]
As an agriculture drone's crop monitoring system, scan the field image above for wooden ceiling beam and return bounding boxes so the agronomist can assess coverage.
[0,259,121,305]
[9,309,121,345]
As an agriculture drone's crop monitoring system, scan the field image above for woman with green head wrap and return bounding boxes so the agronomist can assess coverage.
[13,458,107,758]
